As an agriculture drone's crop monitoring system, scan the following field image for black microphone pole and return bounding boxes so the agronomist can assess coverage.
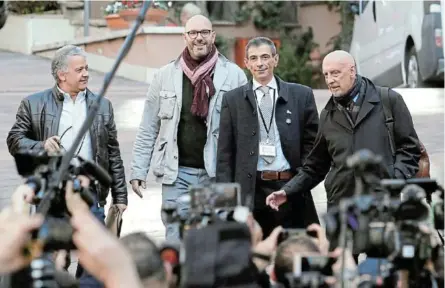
[36,0,152,215]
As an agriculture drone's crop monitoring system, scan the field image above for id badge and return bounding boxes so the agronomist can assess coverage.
[259,143,276,157]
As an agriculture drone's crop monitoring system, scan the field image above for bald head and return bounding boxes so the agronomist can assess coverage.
[185,15,212,31]
[183,15,215,60]
[322,50,357,97]
[323,50,356,67]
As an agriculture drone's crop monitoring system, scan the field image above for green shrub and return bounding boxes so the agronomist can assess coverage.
[215,35,230,58]
[275,28,321,87]
[7,1,60,15]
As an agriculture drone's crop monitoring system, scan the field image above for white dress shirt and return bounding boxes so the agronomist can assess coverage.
[57,87,93,161]
[252,77,291,171]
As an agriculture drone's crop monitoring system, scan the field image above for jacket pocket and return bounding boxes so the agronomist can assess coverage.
[158,91,176,119]
[152,141,168,177]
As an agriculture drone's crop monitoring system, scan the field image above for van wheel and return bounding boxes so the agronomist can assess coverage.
[406,47,423,88]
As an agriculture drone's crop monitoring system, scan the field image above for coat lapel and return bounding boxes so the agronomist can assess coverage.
[210,58,228,115]
[324,98,353,133]
[243,81,257,112]
[213,59,228,97]
[354,91,380,127]
[332,109,353,132]
[275,77,290,142]
[50,86,64,138]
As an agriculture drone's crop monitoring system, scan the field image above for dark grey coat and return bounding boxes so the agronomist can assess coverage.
[216,77,320,225]
[282,77,421,205]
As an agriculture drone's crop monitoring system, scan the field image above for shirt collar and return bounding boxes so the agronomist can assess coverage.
[57,86,86,102]
[252,76,278,91]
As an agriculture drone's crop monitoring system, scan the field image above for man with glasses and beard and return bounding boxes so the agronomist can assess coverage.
[6,44,127,288]
[130,15,247,241]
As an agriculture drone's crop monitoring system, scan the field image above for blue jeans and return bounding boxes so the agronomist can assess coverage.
[161,166,212,241]
[76,202,105,288]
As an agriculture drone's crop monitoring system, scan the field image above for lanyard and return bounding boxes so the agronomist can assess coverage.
[255,88,276,138]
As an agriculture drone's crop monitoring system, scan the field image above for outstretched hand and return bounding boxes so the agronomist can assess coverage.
[265,190,287,210]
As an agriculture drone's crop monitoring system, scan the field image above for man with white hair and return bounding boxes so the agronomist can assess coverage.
[7,44,127,288]
[266,50,421,218]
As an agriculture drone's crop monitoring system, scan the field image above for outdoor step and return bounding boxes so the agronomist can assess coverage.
[71,18,107,27]
[62,1,84,10]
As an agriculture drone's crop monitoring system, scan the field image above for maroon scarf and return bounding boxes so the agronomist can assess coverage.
[179,44,219,118]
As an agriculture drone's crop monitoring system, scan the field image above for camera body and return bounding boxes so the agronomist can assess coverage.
[161,182,248,239]
[324,149,444,286]
[13,149,111,252]
[287,255,336,288]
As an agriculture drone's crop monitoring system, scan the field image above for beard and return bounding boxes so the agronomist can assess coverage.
[190,41,212,60]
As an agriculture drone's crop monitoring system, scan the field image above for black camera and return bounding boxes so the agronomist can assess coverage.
[161,182,249,239]
[287,255,337,288]
[8,149,112,288]
[324,149,444,287]
[14,150,111,220]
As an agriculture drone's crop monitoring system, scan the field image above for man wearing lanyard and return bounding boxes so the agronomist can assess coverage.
[216,37,320,238]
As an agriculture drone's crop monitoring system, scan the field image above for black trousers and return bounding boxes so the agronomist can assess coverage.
[252,176,306,239]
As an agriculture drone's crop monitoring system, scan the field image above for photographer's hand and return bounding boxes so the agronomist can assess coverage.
[65,179,141,287]
[246,213,263,246]
[326,247,358,287]
[130,179,145,198]
[252,226,283,271]
[70,205,142,288]
[10,184,34,214]
[265,190,287,211]
[0,210,43,274]
[307,223,330,255]
[65,178,90,214]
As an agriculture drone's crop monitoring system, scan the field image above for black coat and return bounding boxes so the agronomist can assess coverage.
[6,86,128,205]
[282,77,421,205]
[216,77,320,225]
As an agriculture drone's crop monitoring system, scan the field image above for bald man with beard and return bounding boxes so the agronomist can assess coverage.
[130,15,247,241]
[265,49,421,219]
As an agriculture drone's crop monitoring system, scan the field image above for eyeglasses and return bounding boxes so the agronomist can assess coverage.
[59,126,86,156]
[185,29,212,39]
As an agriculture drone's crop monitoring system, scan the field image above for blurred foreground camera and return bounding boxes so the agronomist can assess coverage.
[9,149,112,288]
[324,149,444,287]
[162,183,250,239]
[287,255,336,288]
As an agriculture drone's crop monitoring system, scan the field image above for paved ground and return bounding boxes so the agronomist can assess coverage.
[0,50,443,248]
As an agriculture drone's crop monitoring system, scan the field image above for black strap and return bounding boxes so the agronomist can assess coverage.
[379,87,396,157]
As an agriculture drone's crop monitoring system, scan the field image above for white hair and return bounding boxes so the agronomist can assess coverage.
[51,45,86,82]
[181,2,202,18]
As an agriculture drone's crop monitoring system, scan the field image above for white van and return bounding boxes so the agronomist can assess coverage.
[349,0,443,88]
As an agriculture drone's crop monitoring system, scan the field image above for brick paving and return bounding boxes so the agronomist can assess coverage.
[0,50,443,247]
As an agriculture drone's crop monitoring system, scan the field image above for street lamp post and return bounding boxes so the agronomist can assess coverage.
[84,0,90,37]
